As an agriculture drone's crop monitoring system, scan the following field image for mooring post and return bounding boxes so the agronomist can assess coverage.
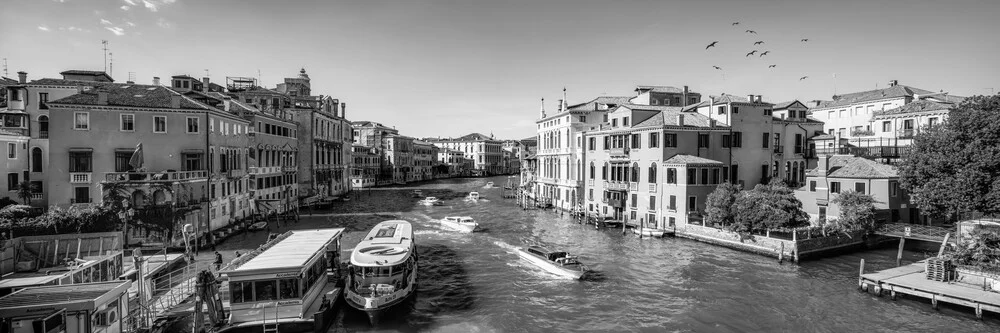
[896,236,906,267]
[858,258,865,290]
[937,232,951,257]
[778,243,784,263]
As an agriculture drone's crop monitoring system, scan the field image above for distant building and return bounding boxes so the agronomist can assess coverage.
[413,139,438,181]
[384,134,415,183]
[352,120,398,184]
[428,133,503,175]
[0,129,29,202]
[350,144,380,188]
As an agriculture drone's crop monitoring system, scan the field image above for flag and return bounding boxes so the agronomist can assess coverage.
[129,143,144,170]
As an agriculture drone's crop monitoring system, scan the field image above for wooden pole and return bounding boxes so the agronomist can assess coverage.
[937,232,951,257]
[896,236,906,267]
[778,242,784,263]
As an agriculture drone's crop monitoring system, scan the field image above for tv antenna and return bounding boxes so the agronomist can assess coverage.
[108,52,114,78]
[257,69,261,86]
[102,40,109,72]
[204,69,210,78]
[128,71,136,83]
[2,58,6,78]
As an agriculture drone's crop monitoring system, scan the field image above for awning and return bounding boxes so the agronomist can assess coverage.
[0,108,27,114]
[68,147,94,152]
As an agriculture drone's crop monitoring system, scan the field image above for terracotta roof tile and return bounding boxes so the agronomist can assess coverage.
[566,96,631,112]
[635,85,689,94]
[814,85,935,109]
[807,155,898,178]
[872,99,957,118]
[663,154,723,165]
[48,83,209,109]
[630,106,718,128]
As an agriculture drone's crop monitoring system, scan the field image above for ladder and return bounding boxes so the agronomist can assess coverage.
[262,302,279,333]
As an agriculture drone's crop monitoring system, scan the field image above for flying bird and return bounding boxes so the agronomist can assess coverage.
[801,38,809,42]
[706,41,718,49]
[768,64,777,68]
[754,41,764,45]
[799,76,809,81]
[759,51,770,57]
[732,22,740,26]
[745,50,757,57]
[746,30,757,34]
[713,66,722,70]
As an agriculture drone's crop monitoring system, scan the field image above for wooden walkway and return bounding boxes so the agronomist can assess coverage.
[859,260,1000,319]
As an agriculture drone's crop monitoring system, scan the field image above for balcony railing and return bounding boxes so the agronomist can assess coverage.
[629,183,638,191]
[607,182,628,191]
[851,129,875,137]
[228,169,247,178]
[104,170,208,182]
[816,198,829,206]
[773,145,784,154]
[30,193,43,199]
[648,184,657,192]
[282,166,297,172]
[897,129,916,139]
[70,172,92,184]
[811,146,909,159]
[609,148,630,160]
[39,130,49,139]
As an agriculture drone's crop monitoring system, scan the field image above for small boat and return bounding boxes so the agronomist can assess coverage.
[418,196,442,206]
[345,220,418,324]
[633,228,666,238]
[247,221,267,231]
[466,192,480,201]
[484,182,494,188]
[440,216,479,233]
[411,190,423,198]
[516,245,588,280]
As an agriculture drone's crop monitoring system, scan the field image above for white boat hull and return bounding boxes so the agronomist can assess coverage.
[633,228,666,237]
[516,249,585,280]
[440,220,478,233]
[345,270,417,323]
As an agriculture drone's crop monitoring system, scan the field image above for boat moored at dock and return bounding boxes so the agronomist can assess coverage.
[516,246,588,280]
[345,220,418,324]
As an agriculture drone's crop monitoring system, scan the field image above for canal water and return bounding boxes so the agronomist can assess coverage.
[201,176,998,332]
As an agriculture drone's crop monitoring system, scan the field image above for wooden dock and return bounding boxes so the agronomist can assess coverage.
[859,259,1000,319]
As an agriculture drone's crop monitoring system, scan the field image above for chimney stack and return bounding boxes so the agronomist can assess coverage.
[202,77,210,91]
[676,114,685,126]
[170,95,181,108]
[17,71,26,84]
[97,90,109,105]
[748,94,755,103]
[152,76,160,86]
[818,154,831,176]
[222,96,231,112]
[683,85,689,106]
[755,95,763,103]
[126,80,135,84]
[341,102,346,118]
[888,80,898,87]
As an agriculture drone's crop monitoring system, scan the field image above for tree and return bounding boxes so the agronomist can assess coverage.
[950,225,1000,271]
[705,183,741,227]
[830,190,878,232]
[729,180,809,234]
[16,181,35,206]
[898,94,1000,219]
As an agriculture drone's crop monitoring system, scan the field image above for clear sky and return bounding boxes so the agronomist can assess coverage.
[2,0,998,140]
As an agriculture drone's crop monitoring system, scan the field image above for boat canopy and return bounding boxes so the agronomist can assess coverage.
[351,220,414,267]
[230,228,344,276]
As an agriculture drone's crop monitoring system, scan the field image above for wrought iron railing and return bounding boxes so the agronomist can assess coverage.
[876,223,955,241]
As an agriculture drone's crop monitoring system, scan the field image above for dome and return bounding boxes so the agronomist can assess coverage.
[298,68,309,79]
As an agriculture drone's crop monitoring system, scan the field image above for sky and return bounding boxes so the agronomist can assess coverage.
[2,0,998,140]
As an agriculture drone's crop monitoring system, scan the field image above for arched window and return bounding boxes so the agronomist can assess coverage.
[602,162,608,180]
[31,147,42,172]
[590,162,595,180]
[131,190,148,208]
[38,115,49,138]
[785,161,791,181]
[631,163,639,183]
[791,162,798,185]
[648,162,657,183]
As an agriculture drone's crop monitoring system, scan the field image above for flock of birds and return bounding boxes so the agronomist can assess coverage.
[705,22,811,81]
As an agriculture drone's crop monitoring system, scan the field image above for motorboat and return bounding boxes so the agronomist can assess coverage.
[633,228,666,238]
[516,245,588,280]
[466,192,480,201]
[345,220,418,324]
[440,216,479,233]
[247,221,267,231]
[484,182,494,188]
[418,197,442,206]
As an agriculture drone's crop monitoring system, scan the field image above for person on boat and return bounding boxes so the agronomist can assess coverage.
[213,251,223,271]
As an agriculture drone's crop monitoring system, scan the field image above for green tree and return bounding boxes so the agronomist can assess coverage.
[950,225,1000,271]
[898,94,1000,219]
[16,181,34,205]
[705,183,741,227]
[829,190,878,232]
[730,180,809,234]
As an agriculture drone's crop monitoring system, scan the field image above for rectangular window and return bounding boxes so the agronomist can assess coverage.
[6,143,14,159]
[667,168,677,184]
[668,195,677,210]
[649,133,659,148]
[855,106,862,115]
[700,168,708,185]
[7,173,18,191]
[928,117,938,127]
[828,111,834,119]
[631,194,637,208]
[631,134,640,149]
[38,92,49,109]
[120,114,135,131]
[9,89,19,101]
[732,131,742,148]
[687,168,696,184]
[74,112,89,130]
[810,181,817,192]
[698,134,709,148]
[612,119,618,127]
[722,166,729,182]
[687,196,697,211]
[579,116,586,122]
[624,117,630,126]
[153,116,167,133]
[717,106,726,115]
[830,182,841,193]
[603,136,610,150]
[649,196,656,210]
[890,181,898,197]
[69,152,93,172]
[839,109,845,118]
[664,133,677,147]
[187,117,200,133]
[114,152,132,172]
[730,165,739,184]
[882,121,891,132]
[183,153,203,171]
[588,137,595,150]
[855,182,865,194]
[733,106,739,114]
[74,187,90,203]
[794,134,803,153]
[722,134,731,148]
[762,133,770,148]
[712,169,720,184]
[799,110,806,118]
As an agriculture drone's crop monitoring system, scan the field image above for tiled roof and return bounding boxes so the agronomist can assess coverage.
[456,132,496,141]
[60,70,111,76]
[872,99,956,117]
[566,96,631,112]
[663,154,723,165]
[810,134,836,140]
[635,85,691,94]
[631,106,718,128]
[807,155,898,178]
[206,92,259,113]
[48,83,209,109]
[772,100,806,110]
[0,77,17,85]
[27,78,118,87]
[814,85,935,109]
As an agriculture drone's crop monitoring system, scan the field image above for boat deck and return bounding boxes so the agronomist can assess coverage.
[859,260,1000,319]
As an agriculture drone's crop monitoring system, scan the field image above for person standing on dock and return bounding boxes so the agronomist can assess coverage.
[213,251,223,271]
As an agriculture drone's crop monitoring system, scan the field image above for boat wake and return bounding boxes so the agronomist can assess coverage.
[492,240,521,255]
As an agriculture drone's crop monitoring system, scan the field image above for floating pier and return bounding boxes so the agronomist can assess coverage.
[858,259,1000,319]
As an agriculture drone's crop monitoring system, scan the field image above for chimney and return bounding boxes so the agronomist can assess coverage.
[748,94,755,103]
[683,85,689,106]
[888,80,898,87]
[202,77,210,91]
[152,76,160,86]
[341,102,346,118]
[97,90,109,105]
[126,80,135,84]
[755,95,763,103]
[170,95,181,108]
[818,154,831,176]
[709,118,716,127]
[17,71,26,84]
[222,96,231,112]
[676,114,685,126]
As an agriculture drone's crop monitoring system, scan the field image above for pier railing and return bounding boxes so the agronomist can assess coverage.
[875,223,955,243]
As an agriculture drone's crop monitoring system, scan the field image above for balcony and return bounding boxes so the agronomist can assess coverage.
[70,172,92,184]
[851,129,875,137]
[897,129,916,139]
[283,166,297,172]
[607,182,628,191]
[629,183,638,191]
[104,170,208,183]
[816,198,829,206]
[648,184,657,192]
[773,145,784,154]
[39,130,49,139]
[609,148,630,161]
[248,166,258,174]
[228,169,247,178]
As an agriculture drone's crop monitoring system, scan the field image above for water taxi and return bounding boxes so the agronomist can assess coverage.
[345,220,418,324]
[219,228,345,333]
[516,246,588,280]
[418,197,442,206]
[466,192,480,201]
[633,228,667,238]
[440,216,479,233]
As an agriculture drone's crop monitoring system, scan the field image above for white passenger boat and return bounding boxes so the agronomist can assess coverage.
[484,182,494,188]
[633,228,666,238]
[411,190,422,198]
[440,216,479,233]
[466,192,480,201]
[345,220,418,324]
[219,228,345,333]
[418,196,442,206]
[516,246,588,280]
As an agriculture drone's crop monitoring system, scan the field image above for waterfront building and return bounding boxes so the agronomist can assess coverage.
[438,148,466,177]
[769,100,826,187]
[45,78,251,245]
[351,120,398,184]
[413,139,438,181]
[384,134,415,183]
[0,129,29,202]
[793,154,921,225]
[350,144,380,188]
[501,139,524,175]
[281,69,352,202]
[428,133,503,175]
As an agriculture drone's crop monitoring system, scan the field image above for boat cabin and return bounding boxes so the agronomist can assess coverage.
[526,246,578,265]
[349,221,416,298]
[222,228,344,325]
[0,281,131,333]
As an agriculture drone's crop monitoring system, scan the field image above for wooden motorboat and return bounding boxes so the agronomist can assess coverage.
[465,192,480,201]
[516,246,588,280]
[418,197,442,206]
[248,221,268,231]
[440,216,479,233]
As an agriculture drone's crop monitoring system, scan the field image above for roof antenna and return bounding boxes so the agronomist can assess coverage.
[108,52,113,78]
[1,58,6,78]
[204,69,210,78]
[102,40,109,72]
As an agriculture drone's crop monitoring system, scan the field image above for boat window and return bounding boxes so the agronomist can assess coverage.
[279,278,300,299]
[391,263,404,276]
[255,280,277,301]
[528,248,543,256]
[231,281,254,303]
